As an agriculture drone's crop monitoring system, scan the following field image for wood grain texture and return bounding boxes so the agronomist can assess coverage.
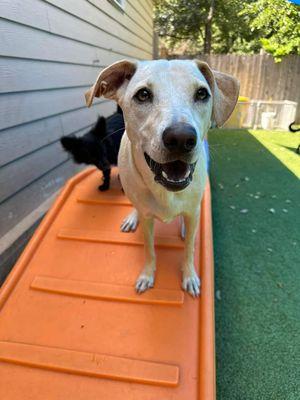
[200,54,299,112]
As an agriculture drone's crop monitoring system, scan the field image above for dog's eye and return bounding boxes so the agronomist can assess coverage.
[134,88,152,103]
[195,87,209,101]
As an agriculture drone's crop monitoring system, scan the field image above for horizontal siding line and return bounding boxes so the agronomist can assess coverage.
[0,158,71,207]
[0,16,152,58]
[127,0,153,30]
[43,0,153,49]
[0,83,94,96]
[86,0,152,44]
[42,0,153,52]
[0,55,106,69]
[145,0,153,11]
[124,9,153,39]
[125,2,153,35]
[139,0,153,19]
[0,98,110,134]
[0,123,95,169]
[137,0,152,13]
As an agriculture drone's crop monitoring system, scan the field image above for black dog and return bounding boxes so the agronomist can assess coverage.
[60,106,125,190]
[289,122,300,154]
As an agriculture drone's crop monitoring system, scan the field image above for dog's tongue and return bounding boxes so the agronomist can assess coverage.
[161,160,190,180]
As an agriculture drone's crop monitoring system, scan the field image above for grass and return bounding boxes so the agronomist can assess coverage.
[208,129,300,400]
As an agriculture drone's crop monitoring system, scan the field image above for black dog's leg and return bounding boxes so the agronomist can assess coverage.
[99,168,111,191]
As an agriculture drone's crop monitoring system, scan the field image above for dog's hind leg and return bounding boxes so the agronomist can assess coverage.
[135,216,156,293]
[120,208,139,232]
[181,212,201,297]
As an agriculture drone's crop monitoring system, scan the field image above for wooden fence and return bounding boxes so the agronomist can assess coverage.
[170,54,300,120]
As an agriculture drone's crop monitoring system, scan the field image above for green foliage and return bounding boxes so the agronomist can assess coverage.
[154,0,300,60]
[240,0,300,61]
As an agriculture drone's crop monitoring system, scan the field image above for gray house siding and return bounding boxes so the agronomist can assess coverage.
[0,0,153,241]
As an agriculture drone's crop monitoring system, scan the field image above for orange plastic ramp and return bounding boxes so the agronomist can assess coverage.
[0,168,215,399]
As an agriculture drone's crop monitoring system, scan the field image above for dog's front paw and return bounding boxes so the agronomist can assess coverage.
[182,273,201,297]
[135,274,154,293]
[120,209,139,232]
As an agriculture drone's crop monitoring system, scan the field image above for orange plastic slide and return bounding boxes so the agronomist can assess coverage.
[0,168,215,399]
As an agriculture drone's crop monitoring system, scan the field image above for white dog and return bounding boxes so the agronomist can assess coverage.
[85,60,239,297]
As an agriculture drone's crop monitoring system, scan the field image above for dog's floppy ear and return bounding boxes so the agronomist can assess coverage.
[85,60,137,107]
[195,61,240,127]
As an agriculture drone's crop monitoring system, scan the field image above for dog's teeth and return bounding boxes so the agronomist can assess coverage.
[162,169,190,184]
[184,169,190,179]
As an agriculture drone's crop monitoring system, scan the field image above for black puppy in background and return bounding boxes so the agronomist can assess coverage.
[60,106,124,190]
[289,122,300,154]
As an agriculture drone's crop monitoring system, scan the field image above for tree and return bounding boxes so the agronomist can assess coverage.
[240,0,300,61]
[154,0,300,60]
[154,0,213,53]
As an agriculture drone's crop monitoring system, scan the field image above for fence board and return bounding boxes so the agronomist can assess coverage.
[200,54,300,105]
[172,54,300,120]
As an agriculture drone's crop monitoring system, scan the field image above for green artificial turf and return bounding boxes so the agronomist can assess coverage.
[208,129,300,400]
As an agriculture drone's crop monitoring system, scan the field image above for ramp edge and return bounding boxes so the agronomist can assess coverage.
[0,168,97,311]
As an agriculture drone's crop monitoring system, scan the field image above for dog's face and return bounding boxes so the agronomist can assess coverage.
[86,60,239,191]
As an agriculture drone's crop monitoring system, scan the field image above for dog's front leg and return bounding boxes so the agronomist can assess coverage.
[182,212,200,297]
[135,216,156,293]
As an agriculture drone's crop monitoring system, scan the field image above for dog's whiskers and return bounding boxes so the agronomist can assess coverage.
[100,126,125,144]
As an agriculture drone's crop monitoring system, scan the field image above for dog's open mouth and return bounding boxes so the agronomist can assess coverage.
[144,153,196,192]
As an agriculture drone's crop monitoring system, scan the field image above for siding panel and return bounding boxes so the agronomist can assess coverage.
[127,0,153,29]
[0,160,81,237]
[0,101,115,167]
[0,0,153,241]
[0,1,152,59]
[0,142,69,203]
[0,58,104,93]
[0,20,132,66]
[0,87,108,131]
[45,0,153,50]
[88,0,153,43]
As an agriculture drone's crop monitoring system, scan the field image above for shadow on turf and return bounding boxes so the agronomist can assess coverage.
[278,144,300,155]
[208,129,300,400]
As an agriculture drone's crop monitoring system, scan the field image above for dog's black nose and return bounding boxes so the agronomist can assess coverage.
[162,123,197,153]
